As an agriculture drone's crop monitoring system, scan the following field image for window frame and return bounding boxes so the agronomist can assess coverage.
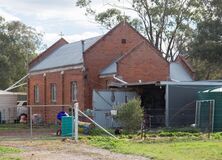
[50,83,57,103]
[71,81,77,102]
[34,85,40,104]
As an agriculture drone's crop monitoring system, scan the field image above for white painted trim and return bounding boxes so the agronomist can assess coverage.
[99,74,115,78]
[29,65,83,75]
[113,75,128,84]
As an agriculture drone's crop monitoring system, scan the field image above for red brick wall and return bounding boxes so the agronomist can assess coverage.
[45,72,63,105]
[28,68,85,123]
[84,22,147,108]
[63,69,85,110]
[117,42,169,82]
[28,22,170,116]
[29,74,45,105]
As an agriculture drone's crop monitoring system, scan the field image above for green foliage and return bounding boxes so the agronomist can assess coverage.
[85,136,122,150]
[0,146,21,154]
[0,146,21,160]
[76,0,205,61]
[0,124,29,131]
[162,127,200,133]
[116,98,143,132]
[81,135,222,160]
[188,0,222,80]
[0,16,42,90]
[190,58,222,80]
[0,158,21,160]
[211,132,222,140]
[89,127,114,136]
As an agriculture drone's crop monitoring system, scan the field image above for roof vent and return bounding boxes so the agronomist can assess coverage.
[121,39,126,44]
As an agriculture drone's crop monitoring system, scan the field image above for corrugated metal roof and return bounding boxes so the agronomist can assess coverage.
[170,62,193,82]
[100,55,124,76]
[100,61,117,76]
[30,36,102,72]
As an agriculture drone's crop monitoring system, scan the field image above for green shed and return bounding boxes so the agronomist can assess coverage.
[197,87,222,132]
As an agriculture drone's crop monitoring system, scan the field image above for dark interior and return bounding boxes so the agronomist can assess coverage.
[140,85,166,128]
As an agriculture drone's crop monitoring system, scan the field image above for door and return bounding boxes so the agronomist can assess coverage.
[196,100,215,132]
[93,90,137,128]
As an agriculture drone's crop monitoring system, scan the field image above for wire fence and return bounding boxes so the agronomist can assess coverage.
[0,106,17,124]
[0,104,73,139]
[0,100,218,140]
[0,103,114,140]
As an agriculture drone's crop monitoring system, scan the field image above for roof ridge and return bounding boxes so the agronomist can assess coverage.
[68,35,103,45]
[176,55,195,73]
[83,21,126,54]
[123,22,168,63]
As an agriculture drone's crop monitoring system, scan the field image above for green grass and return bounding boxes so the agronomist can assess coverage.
[81,136,222,160]
[0,124,29,131]
[0,146,21,154]
[0,146,21,160]
[0,158,21,160]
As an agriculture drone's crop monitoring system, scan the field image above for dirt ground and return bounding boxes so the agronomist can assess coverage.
[0,139,149,160]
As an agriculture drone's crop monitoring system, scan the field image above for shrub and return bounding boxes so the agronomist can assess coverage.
[116,98,143,132]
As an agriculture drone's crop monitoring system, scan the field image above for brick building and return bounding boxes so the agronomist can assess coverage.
[28,22,193,123]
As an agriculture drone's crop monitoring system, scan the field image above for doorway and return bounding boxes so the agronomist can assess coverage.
[141,86,166,128]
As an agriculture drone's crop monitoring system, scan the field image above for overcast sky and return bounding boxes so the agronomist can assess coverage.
[0,0,118,49]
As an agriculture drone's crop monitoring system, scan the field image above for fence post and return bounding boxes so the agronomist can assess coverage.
[74,102,79,142]
[208,101,213,139]
[30,106,32,139]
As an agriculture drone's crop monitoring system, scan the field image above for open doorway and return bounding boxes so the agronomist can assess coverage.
[140,85,166,128]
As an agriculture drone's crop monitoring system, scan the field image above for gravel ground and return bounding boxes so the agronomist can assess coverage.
[0,139,150,160]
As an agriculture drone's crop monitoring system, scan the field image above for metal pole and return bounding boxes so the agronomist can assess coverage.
[30,106,32,139]
[198,101,201,127]
[78,109,118,139]
[71,105,74,138]
[212,100,215,132]
[195,101,198,126]
[208,101,212,139]
[165,84,169,127]
[5,74,29,91]
[74,103,78,142]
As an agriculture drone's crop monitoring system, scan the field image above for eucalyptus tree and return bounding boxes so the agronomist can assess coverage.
[0,17,42,89]
[76,0,204,61]
[189,0,222,79]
